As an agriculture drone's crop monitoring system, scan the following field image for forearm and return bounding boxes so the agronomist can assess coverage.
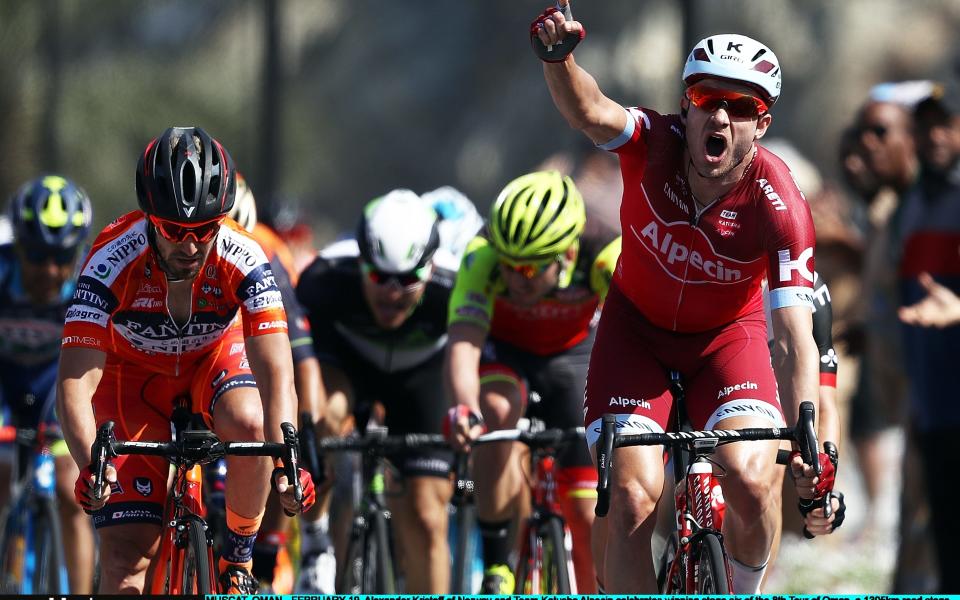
[817,385,841,455]
[294,356,323,421]
[247,334,298,443]
[445,352,480,412]
[56,348,105,468]
[444,330,484,413]
[772,335,819,428]
[58,381,99,468]
[543,58,625,144]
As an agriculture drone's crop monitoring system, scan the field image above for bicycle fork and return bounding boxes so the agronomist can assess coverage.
[670,459,732,592]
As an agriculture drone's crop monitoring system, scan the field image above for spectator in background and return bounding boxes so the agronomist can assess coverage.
[845,88,918,528]
[896,85,960,593]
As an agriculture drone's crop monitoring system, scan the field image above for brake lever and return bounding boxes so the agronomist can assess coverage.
[595,413,616,517]
[91,421,116,501]
[280,422,302,512]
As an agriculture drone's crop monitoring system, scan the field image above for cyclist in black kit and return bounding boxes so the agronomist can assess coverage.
[763,270,846,572]
[295,189,469,594]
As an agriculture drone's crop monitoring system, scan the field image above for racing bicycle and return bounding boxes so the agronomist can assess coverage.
[89,405,306,595]
[316,426,450,594]
[465,420,584,594]
[0,403,69,595]
[595,371,824,594]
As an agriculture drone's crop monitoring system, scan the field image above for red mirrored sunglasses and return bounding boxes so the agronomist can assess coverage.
[498,257,555,279]
[685,83,768,119]
[361,262,429,290]
[149,215,224,243]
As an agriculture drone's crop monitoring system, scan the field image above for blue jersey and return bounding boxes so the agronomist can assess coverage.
[0,244,76,420]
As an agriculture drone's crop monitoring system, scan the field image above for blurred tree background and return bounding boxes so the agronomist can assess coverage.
[2,0,959,243]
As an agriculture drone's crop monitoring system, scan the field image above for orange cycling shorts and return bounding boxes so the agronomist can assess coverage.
[90,324,256,529]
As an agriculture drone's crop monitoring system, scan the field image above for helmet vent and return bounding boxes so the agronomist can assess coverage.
[706,38,715,54]
[693,48,709,62]
[752,60,775,73]
[750,49,767,62]
[526,186,555,243]
[179,159,198,206]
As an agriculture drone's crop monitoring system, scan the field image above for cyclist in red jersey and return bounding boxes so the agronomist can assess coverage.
[531,4,841,593]
[56,127,316,595]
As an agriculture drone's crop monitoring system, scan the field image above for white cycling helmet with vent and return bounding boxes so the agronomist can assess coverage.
[357,189,440,274]
[682,34,781,107]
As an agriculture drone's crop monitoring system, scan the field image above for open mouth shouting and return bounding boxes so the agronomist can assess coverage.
[703,132,729,164]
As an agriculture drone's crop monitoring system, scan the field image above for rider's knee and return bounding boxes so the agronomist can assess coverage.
[215,392,265,440]
[321,394,349,436]
[409,488,450,538]
[725,466,780,512]
[609,479,657,528]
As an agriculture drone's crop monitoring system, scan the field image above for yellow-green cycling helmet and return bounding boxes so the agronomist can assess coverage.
[489,171,585,263]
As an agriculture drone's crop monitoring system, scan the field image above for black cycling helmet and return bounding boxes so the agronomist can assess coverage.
[135,126,236,224]
[9,175,92,252]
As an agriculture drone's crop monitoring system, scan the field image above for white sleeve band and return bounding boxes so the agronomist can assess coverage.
[768,285,814,310]
[597,108,636,151]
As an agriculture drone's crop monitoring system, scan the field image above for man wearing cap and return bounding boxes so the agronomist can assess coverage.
[896,86,960,593]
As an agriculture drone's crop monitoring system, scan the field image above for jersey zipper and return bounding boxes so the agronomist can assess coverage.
[671,199,719,331]
[163,279,194,377]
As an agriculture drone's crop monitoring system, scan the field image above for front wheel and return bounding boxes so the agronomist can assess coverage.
[181,518,214,595]
[341,518,370,594]
[694,532,731,594]
[32,498,69,594]
[658,531,684,594]
[515,516,572,594]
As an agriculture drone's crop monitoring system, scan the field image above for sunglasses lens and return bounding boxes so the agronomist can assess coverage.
[152,217,221,243]
[362,263,425,289]
[686,85,766,118]
[501,260,550,279]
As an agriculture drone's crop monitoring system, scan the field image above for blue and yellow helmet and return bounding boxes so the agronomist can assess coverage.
[9,175,92,252]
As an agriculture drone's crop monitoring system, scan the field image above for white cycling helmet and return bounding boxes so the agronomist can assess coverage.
[682,34,781,107]
[228,173,258,233]
[357,189,440,274]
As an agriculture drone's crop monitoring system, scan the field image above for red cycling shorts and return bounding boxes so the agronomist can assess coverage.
[90,324,257,529]
[583,283,784,448]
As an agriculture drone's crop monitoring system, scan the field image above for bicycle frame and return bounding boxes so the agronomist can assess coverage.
[595,400,821,594]
[91,415,304,596]
[516,451,577,594]
[0,424,69,595]
[151,463,215,595]
[663,452,733,593]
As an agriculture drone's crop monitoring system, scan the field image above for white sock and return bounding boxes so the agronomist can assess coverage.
[300,514,331,556]
[729,554,768,594]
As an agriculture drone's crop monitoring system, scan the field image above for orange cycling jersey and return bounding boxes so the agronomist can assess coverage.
[62,211,287,376]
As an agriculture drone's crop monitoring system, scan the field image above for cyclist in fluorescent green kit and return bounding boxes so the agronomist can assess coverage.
[0,175,95,593]
[446,170,620,594]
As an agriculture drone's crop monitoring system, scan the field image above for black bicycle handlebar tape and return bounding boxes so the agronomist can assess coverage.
[796,401,820,476]
[280,422,302,513]
[531,1,582,62]
[595,413,616,517]
[91,421,116,502]
[298,412,324,486]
